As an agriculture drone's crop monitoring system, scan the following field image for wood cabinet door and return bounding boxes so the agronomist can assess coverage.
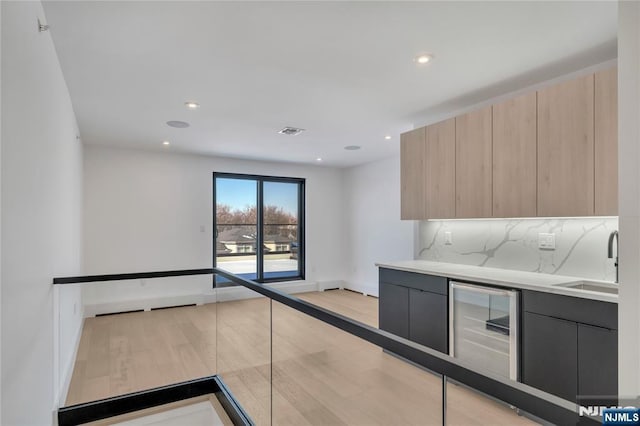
[537,74,594,217]
[455,106,493,218]
[400,127,426,220]
[425,118,456,219]
[595,67,618,216]
[492,93,537,217]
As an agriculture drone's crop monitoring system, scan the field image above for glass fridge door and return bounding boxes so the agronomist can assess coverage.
[449,282,518,381]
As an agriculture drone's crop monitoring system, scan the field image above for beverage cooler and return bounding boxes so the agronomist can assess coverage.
[449,282,519,381]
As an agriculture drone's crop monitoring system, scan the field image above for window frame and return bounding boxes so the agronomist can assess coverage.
[213,172,306,286]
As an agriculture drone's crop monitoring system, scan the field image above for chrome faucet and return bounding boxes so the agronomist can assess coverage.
[608,230,619,283]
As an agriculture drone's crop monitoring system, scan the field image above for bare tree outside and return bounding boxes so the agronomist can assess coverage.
[216,204,297,225]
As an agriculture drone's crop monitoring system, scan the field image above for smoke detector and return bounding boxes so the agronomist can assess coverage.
[278,127,305,136]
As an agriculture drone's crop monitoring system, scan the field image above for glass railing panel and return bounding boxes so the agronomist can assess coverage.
[55,270,593,426]
[271,300,443,425]
[445,378,541,425]
[55,274,217,408]
[216,283,271,424]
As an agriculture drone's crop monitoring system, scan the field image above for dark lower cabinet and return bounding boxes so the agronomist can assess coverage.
[379,282,409,339]
[409,289,447,353]
[522,290,618,405]
[522,312,578,402]
[578,324,618,406]
[378,268,448,353]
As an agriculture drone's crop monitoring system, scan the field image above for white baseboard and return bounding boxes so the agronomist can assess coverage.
[59,306,85,405]
[84,281,319,316]
[342,281,378,297]
[317,280,344,292]
[84,294,205,317]
[215,280,318,302]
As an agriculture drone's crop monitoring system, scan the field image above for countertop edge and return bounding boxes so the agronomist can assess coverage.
[376,261,618,304]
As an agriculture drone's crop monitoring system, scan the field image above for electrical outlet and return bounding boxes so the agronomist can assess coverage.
[200,225,205,233]
[73,302,77,315]
[444,231,453,245]
[538,233,556,250]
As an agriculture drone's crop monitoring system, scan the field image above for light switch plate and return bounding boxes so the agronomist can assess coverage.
[538,233,556,250]
[444,231,453,245]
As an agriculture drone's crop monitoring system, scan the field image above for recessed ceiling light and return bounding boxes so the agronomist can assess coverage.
[316,157,323,162]
[385,135,392,140]
[167,120,190,128]
[184,101,200,110]
[162,141,170,146]
[344,145,361,151]
[414,53,433,65]
[278,126,305,136]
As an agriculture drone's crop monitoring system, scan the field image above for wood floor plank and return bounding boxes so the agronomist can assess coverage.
[84,319,110,379]
[64,360,87,406]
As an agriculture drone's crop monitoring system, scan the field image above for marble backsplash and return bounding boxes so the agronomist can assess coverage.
[417,217,619,281]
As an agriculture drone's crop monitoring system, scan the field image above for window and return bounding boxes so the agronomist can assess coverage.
[236,244,254,254]
[213,172,305,284]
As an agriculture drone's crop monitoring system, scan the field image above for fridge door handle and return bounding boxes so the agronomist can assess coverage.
[450,281,514,297]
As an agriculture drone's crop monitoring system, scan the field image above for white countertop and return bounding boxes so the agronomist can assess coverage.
[375,260,618,303]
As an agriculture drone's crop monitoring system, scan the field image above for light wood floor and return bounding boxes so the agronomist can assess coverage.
[66,290,537,425]
[65,304,218,406]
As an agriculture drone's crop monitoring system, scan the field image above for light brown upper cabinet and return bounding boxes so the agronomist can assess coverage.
[595,67,618,216]
[400,120,455,219]
[424,118,456,219]
[492,92,537,217]
[537,74,595,217]
[399,68,617,221]
[456,106,493,218]
[400,127,426,220]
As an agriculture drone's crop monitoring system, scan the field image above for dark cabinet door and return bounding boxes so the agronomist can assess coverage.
[409,289,448,353]
[379,282,409,339]
[578,324,618,406]
[523,312,578,402]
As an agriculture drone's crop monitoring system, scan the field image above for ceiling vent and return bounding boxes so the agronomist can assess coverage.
[278,127,305,136]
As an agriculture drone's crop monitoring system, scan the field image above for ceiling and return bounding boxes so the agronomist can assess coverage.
[42,1,617,167]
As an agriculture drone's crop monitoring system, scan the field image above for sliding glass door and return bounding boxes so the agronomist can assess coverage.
[214,176,259,281]
[214,173,304,285]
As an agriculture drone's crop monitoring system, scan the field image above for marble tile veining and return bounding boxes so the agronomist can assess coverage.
[417,218,619,281]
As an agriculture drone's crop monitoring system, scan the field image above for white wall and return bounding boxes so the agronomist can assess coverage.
[342,156,414,296]
[1,2,83,424]
[617,0,640,400]
[82,145,346,309]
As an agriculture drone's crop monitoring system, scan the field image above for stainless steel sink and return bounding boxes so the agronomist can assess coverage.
[554,281,619,295]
